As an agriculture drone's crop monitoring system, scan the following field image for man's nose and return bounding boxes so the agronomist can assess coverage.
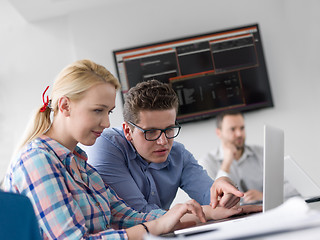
[235,129,243,136]
[156,131,168,144]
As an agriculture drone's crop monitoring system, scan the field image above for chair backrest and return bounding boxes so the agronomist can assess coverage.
[0,191,41,240]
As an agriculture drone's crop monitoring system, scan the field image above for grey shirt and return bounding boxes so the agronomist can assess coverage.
[200,145,264,193]
[200,144,300,199]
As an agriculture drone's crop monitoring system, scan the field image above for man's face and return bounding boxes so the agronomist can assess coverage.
[217,114,246,150]
[123,109,177,163]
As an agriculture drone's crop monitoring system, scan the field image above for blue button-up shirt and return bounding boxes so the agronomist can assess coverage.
[87,127,214,212]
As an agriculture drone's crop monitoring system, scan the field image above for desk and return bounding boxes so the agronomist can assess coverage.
[149,197,320,240]
[307,200,320,210]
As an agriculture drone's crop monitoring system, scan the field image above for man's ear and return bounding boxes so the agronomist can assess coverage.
[216,128,222,139]
[123,122,133,141]
[58,96,71,117]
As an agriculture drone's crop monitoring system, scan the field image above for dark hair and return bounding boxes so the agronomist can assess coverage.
[123,80,179,124]
[216,110,244,129]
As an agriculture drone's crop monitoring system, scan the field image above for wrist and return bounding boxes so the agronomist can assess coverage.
[202,205,213,220]
[139,222,149,234]
[143,219,163,236]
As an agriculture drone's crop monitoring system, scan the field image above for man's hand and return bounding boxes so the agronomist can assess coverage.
[203,204,262,221]
[243,190,263,203]
[210,176,244,209]
[220,142,237,173]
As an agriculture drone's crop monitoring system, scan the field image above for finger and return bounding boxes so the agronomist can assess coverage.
[219,192,240,208]
[244,193,255,203]
[224,184,244,197]
[174,221,197,231]
[210,187,219,209]
[232,197,241,207]
[186,200,206,223]
[222,195,240,208]
[244,196,253,202]
[227,197,240,208]
[193,205,206,223]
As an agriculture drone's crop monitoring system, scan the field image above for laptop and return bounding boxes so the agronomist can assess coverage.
[172,124,285,237]
[284,155,320,202]
[263,124,284,212]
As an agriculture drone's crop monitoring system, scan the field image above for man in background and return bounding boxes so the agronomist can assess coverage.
[200,110,299,204]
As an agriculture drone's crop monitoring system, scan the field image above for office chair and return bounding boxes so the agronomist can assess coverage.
[0,191,41,240]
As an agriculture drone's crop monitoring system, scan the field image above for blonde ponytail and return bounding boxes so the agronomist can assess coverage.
[19,105,52,149]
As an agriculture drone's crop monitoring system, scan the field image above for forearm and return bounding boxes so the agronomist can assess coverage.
[126,219,163,240]
[220,160,232,173]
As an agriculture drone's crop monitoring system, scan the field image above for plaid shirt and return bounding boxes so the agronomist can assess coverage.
[3,136,165,239]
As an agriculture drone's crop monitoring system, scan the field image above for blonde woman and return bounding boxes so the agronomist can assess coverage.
[3,60,208,239]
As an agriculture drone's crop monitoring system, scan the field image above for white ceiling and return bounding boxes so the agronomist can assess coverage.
[8,0,127,22]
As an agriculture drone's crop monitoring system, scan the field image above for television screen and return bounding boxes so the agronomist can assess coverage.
[113,24,273,123]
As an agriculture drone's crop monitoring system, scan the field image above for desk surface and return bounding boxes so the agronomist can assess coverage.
[307,200,320,210]
[156,198,320,240]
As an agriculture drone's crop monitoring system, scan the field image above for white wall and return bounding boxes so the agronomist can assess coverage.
[1,0,320,204]
[0,1,75,177]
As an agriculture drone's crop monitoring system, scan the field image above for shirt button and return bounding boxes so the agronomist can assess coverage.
[151,192,155,195]
[95,202,100,207]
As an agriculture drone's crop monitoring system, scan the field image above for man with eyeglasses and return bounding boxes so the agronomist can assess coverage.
[87,80,260,219]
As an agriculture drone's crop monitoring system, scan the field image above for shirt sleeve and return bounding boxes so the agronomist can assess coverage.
[8,148,132,240]
[215,169,230,179]
[87,132,161,212]
[199,151,222,180]
[106,186,166,229]
[177,146,214,205]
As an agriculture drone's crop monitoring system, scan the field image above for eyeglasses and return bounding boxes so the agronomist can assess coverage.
[128,121,181,141]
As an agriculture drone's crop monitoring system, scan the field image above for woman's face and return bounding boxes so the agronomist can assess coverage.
[66,82,116,147]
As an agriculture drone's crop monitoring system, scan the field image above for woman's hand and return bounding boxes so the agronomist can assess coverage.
[153,199,206,234]
[125,200,263,239]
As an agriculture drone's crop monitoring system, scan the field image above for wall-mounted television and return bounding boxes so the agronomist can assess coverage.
[113,24,273,123]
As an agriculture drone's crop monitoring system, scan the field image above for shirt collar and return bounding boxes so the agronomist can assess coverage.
[38,135,88,164]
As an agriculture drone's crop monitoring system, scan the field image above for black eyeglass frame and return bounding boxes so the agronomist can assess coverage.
[128,121,181,141]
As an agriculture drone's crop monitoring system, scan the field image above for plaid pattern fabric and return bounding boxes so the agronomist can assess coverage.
[3,136,165,240]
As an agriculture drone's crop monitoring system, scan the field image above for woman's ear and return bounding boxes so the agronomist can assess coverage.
[58,96,71,117]
[123,122,133,141]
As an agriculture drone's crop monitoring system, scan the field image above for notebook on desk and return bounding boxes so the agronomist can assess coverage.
[284,155,320,202]
[172,124,284,237]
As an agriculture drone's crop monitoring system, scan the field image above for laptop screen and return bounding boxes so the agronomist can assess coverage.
[263,124,284,212]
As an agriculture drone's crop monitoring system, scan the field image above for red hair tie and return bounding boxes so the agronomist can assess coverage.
[40,86,50,112]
